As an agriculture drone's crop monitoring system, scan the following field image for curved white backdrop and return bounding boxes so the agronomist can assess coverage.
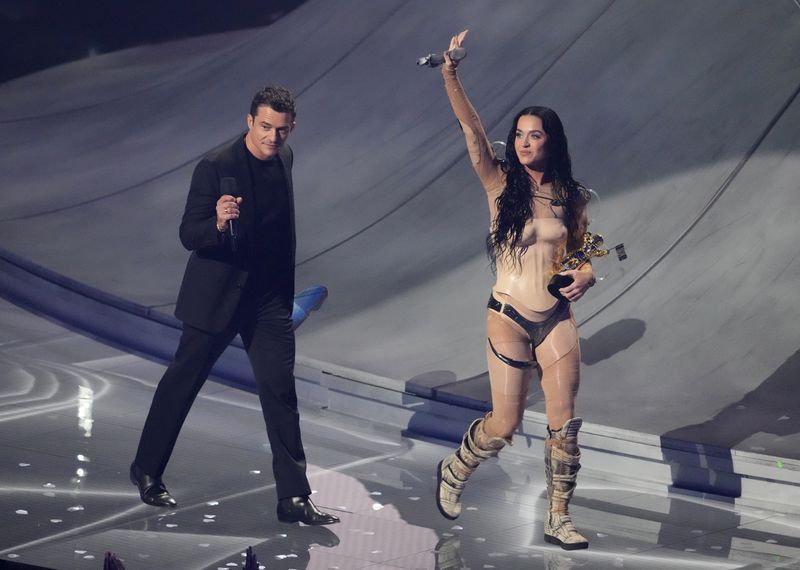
[1,0,799,458]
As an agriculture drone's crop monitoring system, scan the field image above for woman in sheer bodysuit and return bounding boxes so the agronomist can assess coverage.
[434,31,595,551]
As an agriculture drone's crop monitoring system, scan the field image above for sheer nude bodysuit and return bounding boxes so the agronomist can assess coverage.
[442,66,586,438]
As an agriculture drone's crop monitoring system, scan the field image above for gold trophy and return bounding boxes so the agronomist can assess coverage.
[547,232,626,302]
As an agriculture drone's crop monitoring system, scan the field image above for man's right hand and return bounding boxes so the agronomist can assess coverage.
[216,195,242,232]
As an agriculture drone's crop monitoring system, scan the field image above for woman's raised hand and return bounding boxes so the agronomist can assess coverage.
[444,30,469,69]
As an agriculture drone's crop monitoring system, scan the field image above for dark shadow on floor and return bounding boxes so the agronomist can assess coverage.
[657,349,800,555]
[579,318,646,365]
[663,348,800,451]
[660,347,800,497]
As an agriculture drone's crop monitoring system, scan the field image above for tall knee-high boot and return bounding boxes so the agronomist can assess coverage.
[544,417,589,550]
[436,413,508,520]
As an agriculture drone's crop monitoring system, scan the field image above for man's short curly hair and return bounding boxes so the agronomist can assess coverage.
[250,85,296,118]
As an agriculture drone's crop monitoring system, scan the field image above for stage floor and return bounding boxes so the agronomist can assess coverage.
[2,298,799,570]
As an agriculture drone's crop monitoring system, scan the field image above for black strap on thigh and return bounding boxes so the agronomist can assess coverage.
[487,337,535,369]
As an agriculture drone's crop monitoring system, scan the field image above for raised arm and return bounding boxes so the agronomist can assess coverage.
[441,31,504,192]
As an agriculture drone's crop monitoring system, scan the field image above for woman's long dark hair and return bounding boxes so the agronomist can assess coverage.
[487,106,589,270]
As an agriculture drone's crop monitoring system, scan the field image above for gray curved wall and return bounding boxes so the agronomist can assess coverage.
[1,0,799,458]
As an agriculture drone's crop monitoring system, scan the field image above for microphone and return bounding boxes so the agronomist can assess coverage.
[220,177,238,251]
[416,47,467,67]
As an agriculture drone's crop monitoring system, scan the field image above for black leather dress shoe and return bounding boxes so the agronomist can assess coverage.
[276,496,340,525]
[129,462,177,508]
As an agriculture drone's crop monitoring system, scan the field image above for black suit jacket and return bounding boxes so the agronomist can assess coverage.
[174,135,296,333]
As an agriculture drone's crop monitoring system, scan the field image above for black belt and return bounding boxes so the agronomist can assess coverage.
[487,294,568,349]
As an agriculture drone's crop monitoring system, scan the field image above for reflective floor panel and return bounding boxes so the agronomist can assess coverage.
[1,298,799,570]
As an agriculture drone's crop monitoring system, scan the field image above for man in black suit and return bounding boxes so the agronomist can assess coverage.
[130,86,339,526]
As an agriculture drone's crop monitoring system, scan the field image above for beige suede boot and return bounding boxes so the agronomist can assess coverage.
[544,417,589,550]
[435,413,508,519]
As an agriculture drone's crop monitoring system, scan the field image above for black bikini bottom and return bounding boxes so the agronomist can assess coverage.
[487,295,569,369]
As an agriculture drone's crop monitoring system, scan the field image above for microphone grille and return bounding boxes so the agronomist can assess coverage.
[220,177,237,196]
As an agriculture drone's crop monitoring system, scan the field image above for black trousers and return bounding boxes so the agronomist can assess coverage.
[133,287,311,500]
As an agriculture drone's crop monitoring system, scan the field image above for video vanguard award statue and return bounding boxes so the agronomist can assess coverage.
[547,232,627,302]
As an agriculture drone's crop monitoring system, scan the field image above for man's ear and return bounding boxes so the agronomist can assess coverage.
[246,113,254,129]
